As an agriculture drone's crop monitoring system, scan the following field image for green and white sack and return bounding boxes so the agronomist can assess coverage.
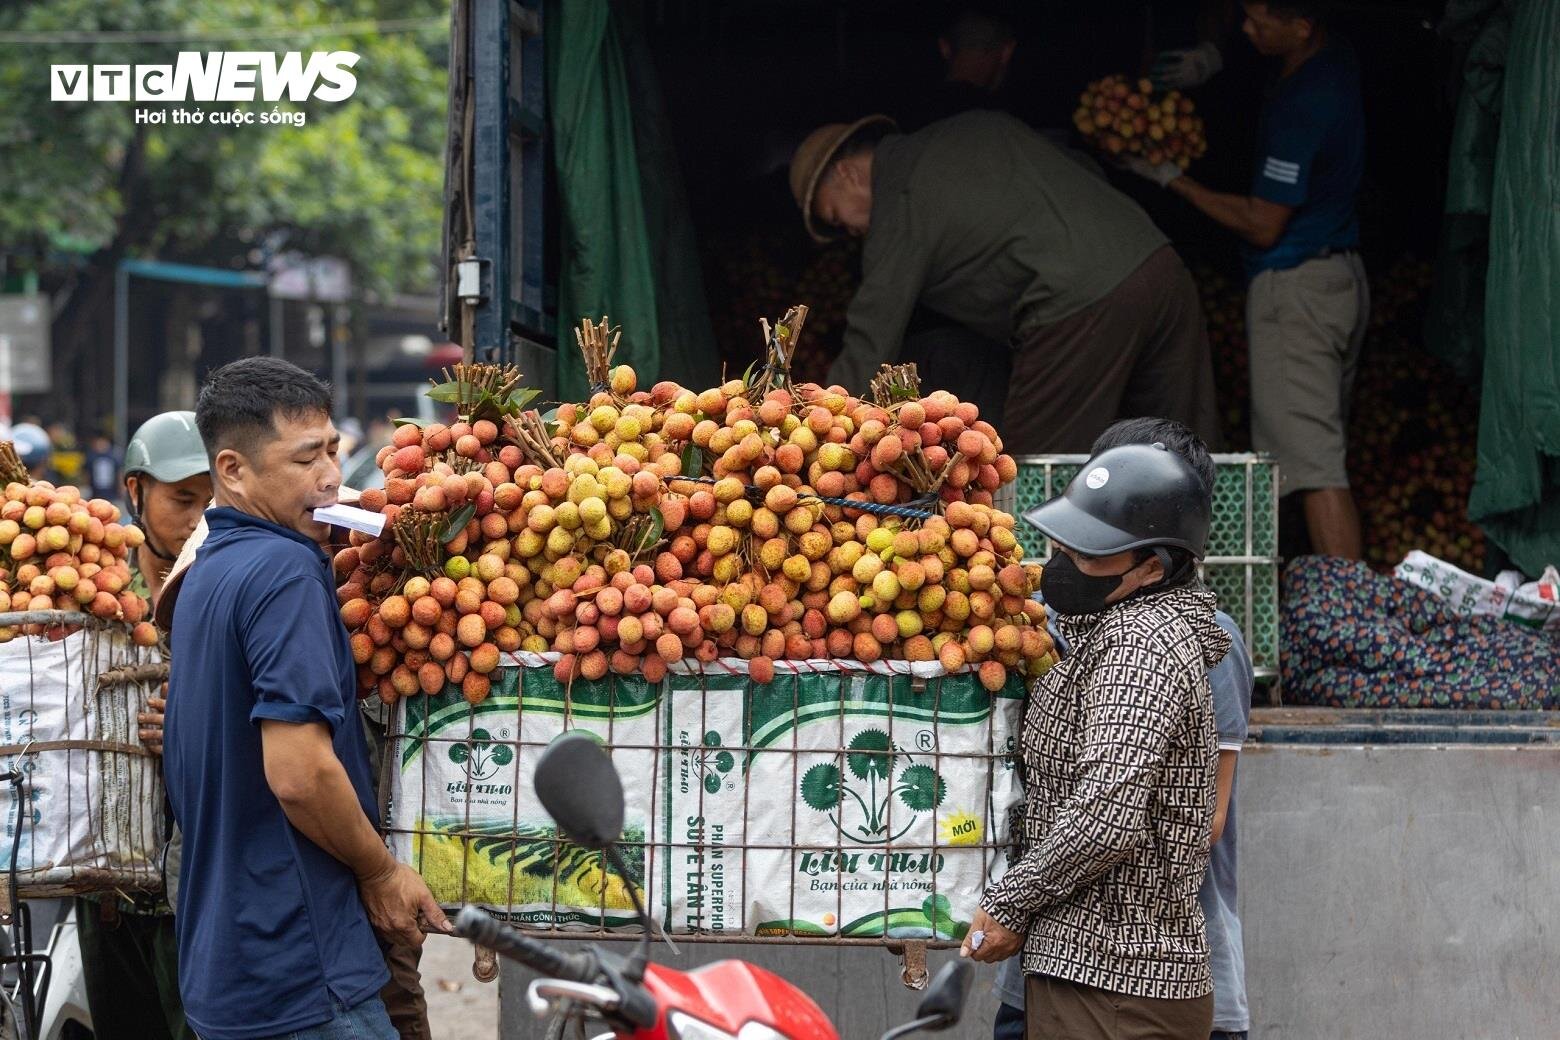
[658,658,1022,940]
[388,651,660,931]
[390,653,1025,941]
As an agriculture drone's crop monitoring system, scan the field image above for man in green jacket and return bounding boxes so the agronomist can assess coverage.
[790,110,1222,453]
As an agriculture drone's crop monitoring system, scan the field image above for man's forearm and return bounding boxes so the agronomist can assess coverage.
[1169,176,1277,248]
[261,721,395,881]
[278,763,395,880]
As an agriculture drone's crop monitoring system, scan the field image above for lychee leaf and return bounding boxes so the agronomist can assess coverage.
[392,417,433,429]
[505,388,541,413]
[440,504,475,544]
[632,507,664,559]
[898,765,945,812]
[847,729,894,781]
[426,381,465,404]
[679,443,703,478]
[801,763,844,812]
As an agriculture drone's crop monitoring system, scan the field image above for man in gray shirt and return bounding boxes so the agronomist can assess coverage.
[788,111,1223,455]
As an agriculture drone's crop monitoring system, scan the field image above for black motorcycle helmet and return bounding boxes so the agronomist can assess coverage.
[1025,443,1212,559]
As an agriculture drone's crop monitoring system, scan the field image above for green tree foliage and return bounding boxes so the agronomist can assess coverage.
[0,0,448,296]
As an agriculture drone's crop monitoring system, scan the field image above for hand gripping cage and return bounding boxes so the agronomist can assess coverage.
[0,612,167,903]
[384,652,1025,951]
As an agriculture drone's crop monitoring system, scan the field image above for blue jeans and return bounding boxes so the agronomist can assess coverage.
[994,1000,1025,1040]
[256,995,397,1040]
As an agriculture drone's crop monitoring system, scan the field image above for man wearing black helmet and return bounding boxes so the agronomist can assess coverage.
[963,443,1228,1040]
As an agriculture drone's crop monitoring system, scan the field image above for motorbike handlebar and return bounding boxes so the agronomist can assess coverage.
[452,907,601,984]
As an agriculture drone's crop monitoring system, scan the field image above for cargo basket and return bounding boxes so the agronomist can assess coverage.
[385,653,1023,949]
[0,611,167,902]
[1003,454,1280,685]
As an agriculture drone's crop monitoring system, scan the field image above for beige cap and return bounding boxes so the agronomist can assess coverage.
[788,114,896,244]
[154,485,363,632]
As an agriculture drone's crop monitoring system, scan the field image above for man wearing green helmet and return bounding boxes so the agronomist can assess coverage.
[74,410,211,1040]
[121,411,213,605]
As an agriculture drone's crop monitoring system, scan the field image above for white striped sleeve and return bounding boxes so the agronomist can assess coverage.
[1262,156,1301,185]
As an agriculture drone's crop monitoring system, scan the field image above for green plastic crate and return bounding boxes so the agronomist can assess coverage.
[1002,455,1279,681]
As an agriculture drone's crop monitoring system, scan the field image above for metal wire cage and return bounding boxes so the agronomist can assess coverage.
[0,612,167,902]
[383,654,1024,949]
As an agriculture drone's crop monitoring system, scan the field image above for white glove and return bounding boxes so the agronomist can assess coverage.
[1150,41,1223,89]
[1120,155,1184,188]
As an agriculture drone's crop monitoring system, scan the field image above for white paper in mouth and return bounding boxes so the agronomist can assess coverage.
[312,503,386,537]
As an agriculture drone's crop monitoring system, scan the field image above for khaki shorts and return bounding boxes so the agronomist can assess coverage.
[1247,252,1369,494]
[1025,974,1213,1040]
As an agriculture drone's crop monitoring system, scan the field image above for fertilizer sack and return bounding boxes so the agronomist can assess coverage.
[389,653,661,931]
[391,654,1024,941]
[659,659,1022,940]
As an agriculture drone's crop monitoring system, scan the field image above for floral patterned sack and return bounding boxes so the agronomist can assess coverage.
[1280,556,1560,710]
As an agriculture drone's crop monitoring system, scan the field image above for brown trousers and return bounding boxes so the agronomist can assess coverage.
[1025,974,1213,1040]
[1004,246,1224,455]
[381,941,430,1040]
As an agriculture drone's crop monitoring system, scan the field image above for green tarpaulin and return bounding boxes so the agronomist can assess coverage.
[1429,0,1560,576]
[545,0,718,400]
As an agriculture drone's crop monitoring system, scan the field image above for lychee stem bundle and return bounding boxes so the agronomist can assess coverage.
[870,363,922,408]
[753,304,808,398]
[392,510,447,578]
[575,316,621,392]
[0,444,26,487]
[436,362,526,422]
[505,411,564,470]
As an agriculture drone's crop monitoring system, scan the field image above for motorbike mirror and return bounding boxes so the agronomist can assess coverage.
[535,732,624,850]
[915,960,972,1029]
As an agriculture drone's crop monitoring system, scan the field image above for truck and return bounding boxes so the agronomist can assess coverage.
[439,4,1557,1036]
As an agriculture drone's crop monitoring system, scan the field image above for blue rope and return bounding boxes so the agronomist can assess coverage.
[675,475,938,521]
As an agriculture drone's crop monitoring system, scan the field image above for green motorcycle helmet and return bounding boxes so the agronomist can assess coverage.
[124,411,210,563]
[124,411,209,484]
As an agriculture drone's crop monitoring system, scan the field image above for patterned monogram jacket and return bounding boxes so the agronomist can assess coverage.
[980,583,1231,1000]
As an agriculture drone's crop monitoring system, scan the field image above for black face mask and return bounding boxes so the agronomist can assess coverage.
[1039,551,1137,616]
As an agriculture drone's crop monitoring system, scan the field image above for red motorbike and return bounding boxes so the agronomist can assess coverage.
[453,732,972,1040]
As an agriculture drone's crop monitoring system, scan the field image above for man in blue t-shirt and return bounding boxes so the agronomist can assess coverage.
[1126,1,1368,561]
[164,357,449,1040]
[995,418,1253,1040]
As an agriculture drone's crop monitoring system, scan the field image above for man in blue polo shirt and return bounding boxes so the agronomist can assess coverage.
[1127,0,1367,561]
[164,357,449,1040]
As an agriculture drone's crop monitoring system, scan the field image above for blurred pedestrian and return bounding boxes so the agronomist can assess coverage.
[10,422,56,482]
[86,433,123,503]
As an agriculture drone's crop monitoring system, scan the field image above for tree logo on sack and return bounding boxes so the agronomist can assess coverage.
[800,729,946,845]
[692,731,736,796]
[449,728,514,783]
